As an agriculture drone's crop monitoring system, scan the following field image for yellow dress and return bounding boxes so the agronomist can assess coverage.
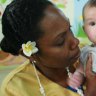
[0,60,80,96]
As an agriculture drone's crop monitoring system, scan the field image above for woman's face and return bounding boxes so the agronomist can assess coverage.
[37,5,80,69]
[83,6,96,44]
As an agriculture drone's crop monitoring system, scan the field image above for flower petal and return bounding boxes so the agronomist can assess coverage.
[22,41,38,57]
[31,41,36,46]
[31,47,38,54]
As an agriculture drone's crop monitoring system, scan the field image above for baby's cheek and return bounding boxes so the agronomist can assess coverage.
[88,32,94,38]
[87,32,96,41]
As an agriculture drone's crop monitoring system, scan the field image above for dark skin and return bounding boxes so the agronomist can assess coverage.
[30,5,96,95]
[85,54,96,96]
[31,5,80,87]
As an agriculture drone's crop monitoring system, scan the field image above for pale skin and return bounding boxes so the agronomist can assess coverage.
[83,5,96,45]
[30,5,96,96]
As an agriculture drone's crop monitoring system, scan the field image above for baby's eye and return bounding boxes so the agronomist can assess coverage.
[90,22,96,26]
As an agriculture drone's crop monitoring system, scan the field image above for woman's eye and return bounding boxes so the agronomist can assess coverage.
[56,40,64,46]
[90,22,96,26]
[57,42,64,46]
[55,32,66,46]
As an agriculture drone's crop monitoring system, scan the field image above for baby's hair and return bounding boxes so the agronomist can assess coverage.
[0,0,53,55]
[83,0,96,21]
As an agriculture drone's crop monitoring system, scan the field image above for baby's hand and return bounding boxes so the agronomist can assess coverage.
[67,69,84,89]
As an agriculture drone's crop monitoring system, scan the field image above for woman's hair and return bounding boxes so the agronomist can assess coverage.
[0,0,53,55]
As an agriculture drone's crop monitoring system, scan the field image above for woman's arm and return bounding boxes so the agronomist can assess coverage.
[84,54,96,96]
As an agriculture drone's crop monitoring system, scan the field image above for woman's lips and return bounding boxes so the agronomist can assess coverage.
[71,49,80,61]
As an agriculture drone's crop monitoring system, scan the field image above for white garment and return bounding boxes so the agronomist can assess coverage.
[80,45,96,73]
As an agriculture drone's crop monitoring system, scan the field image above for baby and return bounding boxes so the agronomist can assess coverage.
[67,0,96,94]
[80,0,96,73]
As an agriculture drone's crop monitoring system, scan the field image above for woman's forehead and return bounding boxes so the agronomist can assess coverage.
[38,6,70,44]
[40,5,69,33]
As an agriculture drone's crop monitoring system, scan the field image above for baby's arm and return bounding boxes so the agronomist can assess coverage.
[67,63,84,88]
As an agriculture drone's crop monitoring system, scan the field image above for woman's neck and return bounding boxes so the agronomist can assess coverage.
[34,62,75,87]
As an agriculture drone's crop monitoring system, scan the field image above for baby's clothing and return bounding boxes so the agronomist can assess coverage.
[80,45,96,73]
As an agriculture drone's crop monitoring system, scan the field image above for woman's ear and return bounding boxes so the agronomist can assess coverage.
[19,48,30,59]
[19,48,39,63]
[29,54,39,63]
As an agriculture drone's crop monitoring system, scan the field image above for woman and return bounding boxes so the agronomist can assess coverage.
[0,0,96,96]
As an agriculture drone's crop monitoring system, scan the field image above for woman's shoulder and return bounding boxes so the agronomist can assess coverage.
[0,59,32,95]
[2,59,30,82]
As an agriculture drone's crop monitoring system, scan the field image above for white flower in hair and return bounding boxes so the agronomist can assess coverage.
[22,41,38,57]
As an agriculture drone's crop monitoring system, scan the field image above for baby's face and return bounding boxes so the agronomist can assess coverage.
[83,6,96,44]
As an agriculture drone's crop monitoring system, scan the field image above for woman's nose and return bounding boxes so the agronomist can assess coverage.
[70,37,79,50]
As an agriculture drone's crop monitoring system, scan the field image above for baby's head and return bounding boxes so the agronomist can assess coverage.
[83,0,96,44]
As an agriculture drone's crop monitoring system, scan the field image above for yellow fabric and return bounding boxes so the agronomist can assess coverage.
[0,53,27,88]
[0,60,80,96]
